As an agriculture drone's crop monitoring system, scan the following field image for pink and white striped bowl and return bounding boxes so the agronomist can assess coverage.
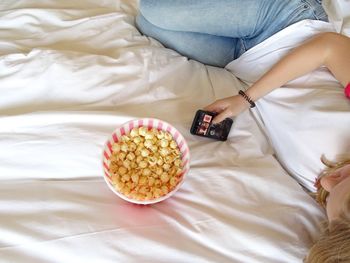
[102,118,190,205]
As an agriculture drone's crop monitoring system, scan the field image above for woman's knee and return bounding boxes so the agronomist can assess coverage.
[139,0,188,30]
[139,0,167,28]
[135,12,157,37]
[139,0,156,14]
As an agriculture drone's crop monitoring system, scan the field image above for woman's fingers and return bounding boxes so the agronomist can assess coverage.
[202,95,249,123]
[203,100,225,113]
[212,109,231,124]
[203,97,234,123]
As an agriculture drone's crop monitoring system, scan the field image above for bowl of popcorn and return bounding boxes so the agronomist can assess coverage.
[102,118,190,204]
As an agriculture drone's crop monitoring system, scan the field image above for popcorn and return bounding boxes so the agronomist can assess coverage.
[164,132,172,141]
[141,149,150,157]
[142,168,151,176]
[138,127,148,137]
[156,131,165,139]
[130,128,139,137]
[161,185,168,195]
[118,166,127,175]
[122,173,130,182]
[131,173,139,183]
[136,155,143,164]
[121,135,130,142]
[123,160,131,169]
[159,148,170,157]
[148,156,157,166]
[174,159,182,167]
[139,176,147,185]
[163,163,171,171]
[120,143,128,152]
[169,177,177,187]
[144,139,153,149]
[159,139,169,148]
[156,158,164,166]
[148,177,155,186]
[109,126,184,201]
[118,152,126,160]
[150,145,158,153]
[145,131,154,140]
[133,136,142,144]
[155,167,163,175]
[128,142,137,152]
[126,152,135,161]
[139,160,148,169]
[170,140,177,149]
[160,172,169,183]
[112,144,121,153]
[153,188,162,199]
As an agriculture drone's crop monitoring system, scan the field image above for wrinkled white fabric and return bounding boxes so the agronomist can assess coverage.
[1,0,348,262]
[323,0,350,35]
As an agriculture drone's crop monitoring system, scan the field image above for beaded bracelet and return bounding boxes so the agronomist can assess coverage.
[238,90,256,108]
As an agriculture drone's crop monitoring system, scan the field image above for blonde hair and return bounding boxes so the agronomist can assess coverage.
[315,154,350,208]
[304,218,350,263]
[305,154,350,263]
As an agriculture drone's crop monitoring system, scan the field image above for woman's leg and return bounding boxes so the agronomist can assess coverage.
[138,0,267,39]
[139,0,327,38]
[244,0,328,51]
[136,0,328,67]
[136,14,238,67]
[136,0,257,67]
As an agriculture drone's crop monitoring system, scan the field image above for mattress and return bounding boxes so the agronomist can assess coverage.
[0,1,348,262]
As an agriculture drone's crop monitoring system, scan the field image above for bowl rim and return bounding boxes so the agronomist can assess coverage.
[101,118,190,205]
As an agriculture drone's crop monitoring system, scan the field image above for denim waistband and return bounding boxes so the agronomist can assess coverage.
[303,0,328,21]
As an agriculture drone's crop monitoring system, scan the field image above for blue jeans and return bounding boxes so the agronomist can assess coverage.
[136,0,328,67]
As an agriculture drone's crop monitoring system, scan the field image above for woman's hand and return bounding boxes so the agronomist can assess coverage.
[203,95,250,123]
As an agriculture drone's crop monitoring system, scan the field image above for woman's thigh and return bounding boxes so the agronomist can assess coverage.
[136,14,238,67]
[139,0,272,39]
[139,0,327,39]
[244,0,328,50]
[136,0,328,66]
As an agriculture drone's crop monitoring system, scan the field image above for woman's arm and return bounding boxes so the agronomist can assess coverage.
[205,32,350,123]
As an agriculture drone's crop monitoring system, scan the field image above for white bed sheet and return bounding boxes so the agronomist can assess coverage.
[0,1,339,262]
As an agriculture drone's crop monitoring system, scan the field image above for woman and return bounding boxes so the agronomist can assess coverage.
[307,154,350,262]
[136,0,328,67]
[137,2,350,259]
[205,32,350,262]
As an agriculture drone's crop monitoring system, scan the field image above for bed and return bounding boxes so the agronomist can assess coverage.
[0,0,349,262]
